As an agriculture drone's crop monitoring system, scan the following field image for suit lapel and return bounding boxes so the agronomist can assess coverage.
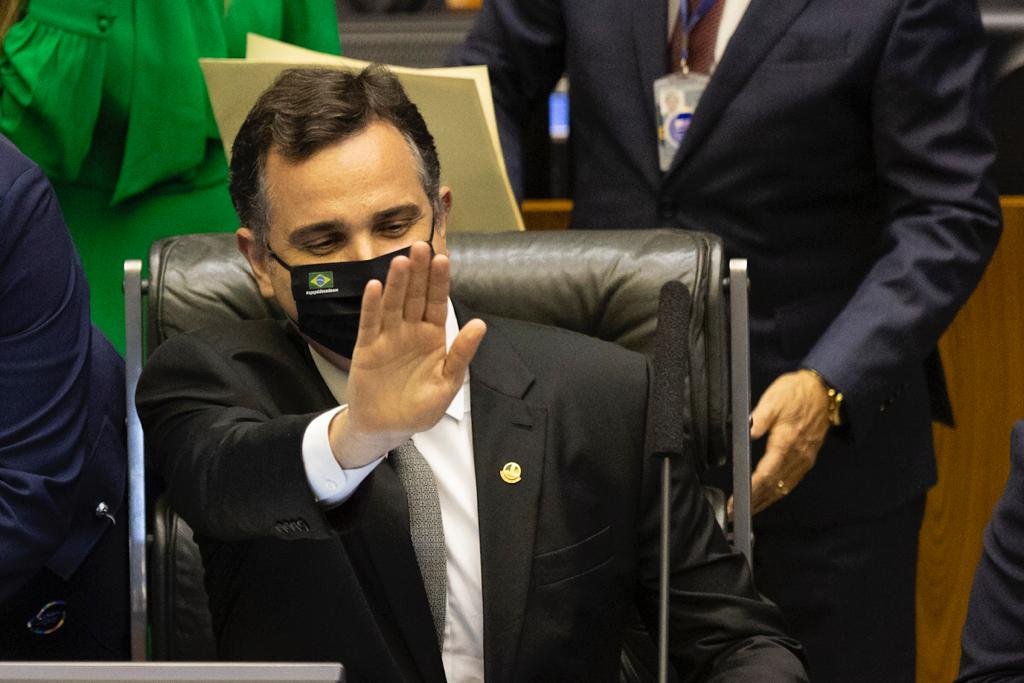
[462,310,547,683]
[632,0,670,138]
[667,0,812,175]
[355,466,447,682]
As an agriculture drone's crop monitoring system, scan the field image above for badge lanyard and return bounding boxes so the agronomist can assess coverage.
[677,0,718,73]
[653,1,717,171]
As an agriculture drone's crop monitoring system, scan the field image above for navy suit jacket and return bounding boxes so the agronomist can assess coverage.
[958,421,1024,682]
[0,135,126,603]
[453,0,1003,527]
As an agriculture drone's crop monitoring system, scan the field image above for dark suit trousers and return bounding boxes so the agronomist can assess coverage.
[754,495,926,683]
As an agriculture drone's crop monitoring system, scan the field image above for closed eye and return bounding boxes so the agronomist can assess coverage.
[299,234,345,255]
[373,203,428,237]
[376,220,416,236]
[289,221,348,253]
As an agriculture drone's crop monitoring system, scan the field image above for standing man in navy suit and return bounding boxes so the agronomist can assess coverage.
[452,1,1003,680]
[0,135,129,659]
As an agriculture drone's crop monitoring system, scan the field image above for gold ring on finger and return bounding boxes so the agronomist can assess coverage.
[776,479,790,496]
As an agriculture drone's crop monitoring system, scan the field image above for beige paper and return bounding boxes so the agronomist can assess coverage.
[200,35,523,232]
[245,35,503,155]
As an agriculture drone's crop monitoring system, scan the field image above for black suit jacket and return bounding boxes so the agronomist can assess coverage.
[957,421,1024,682]
[137,310,805,681]
[452,0,1003,528]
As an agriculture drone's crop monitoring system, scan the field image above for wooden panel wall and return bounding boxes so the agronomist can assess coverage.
[520,199,574,231]
[917,197,1024,681]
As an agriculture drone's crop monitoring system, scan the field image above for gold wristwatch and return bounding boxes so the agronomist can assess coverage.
[806,368,844,427]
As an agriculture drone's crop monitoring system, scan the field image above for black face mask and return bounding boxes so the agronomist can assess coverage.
[267,226,434,359]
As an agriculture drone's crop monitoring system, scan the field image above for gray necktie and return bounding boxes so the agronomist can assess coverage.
[390,439,447,646]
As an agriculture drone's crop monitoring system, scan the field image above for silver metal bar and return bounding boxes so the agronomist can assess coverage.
[658,456,671,683]
[0,662,344,681]
[728,259,753,566]
[123,259,148,661]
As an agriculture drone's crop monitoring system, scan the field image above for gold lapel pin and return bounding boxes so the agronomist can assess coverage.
[500,462,522,484]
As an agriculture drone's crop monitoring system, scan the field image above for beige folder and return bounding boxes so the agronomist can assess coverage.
[200,35,523,232]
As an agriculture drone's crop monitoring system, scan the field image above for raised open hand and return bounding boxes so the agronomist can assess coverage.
[328,241,486,468]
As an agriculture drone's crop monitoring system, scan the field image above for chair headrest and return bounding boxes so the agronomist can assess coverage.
[147,229,729,466]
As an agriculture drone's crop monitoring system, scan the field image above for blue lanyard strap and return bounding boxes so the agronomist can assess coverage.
[681,0,718,34]
[677,0,718,68]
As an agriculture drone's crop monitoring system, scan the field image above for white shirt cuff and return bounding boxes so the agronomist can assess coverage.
[301,405,385,507]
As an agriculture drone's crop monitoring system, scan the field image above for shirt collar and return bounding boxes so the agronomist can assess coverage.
[310,298,468,422]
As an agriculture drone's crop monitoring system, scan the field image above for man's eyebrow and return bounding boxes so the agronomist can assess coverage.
[373,203,424,222]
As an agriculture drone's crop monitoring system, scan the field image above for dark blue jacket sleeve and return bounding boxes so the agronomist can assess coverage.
[958,421,1024,682]
[801,0,1002,437]
[0,136,99,602]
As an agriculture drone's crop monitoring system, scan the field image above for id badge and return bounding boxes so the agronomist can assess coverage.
[653,72,708,172]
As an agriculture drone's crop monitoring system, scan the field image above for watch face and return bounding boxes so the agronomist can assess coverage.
[826,388,844,427]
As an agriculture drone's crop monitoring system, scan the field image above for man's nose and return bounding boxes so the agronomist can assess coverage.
[347,235,377,262]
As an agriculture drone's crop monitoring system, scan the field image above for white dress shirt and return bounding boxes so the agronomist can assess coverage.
[301,299,485,683]
[668,0,752,66]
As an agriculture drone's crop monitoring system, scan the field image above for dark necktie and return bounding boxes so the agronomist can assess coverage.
[390,439,447,646]
[668,0,725,74]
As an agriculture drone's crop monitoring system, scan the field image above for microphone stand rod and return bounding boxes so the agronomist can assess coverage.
[659,455,671,683]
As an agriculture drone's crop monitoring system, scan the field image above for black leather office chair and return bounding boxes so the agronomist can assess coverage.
[124,229,750,663]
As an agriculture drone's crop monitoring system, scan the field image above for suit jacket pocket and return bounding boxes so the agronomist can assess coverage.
[533,525,612,588]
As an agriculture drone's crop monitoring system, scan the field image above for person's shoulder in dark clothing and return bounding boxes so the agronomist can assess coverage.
[958,421,1024,682]
[0,134,128,659]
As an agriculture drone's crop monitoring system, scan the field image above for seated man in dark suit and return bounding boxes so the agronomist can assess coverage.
[958,421,1024,682]
[0,135,128,659]
[137,65,806,682]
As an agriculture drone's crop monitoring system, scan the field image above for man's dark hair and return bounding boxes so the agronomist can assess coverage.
[229,65,442,247]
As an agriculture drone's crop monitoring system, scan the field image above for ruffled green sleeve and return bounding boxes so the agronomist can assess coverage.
[112,0,339,204]
[112,1,219,204]
[0,0,116,182]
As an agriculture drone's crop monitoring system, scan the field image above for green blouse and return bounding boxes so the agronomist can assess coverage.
[0,0,341,351]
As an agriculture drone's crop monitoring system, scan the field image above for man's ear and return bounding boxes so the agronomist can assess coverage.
[236,227,277,300]
[433,187,452,254]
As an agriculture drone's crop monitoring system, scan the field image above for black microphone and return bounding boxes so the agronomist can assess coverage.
[648,280,692,459]
[648,280,693,683]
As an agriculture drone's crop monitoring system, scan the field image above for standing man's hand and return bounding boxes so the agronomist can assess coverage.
[329,241,487,468]
[729,369,832,517]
